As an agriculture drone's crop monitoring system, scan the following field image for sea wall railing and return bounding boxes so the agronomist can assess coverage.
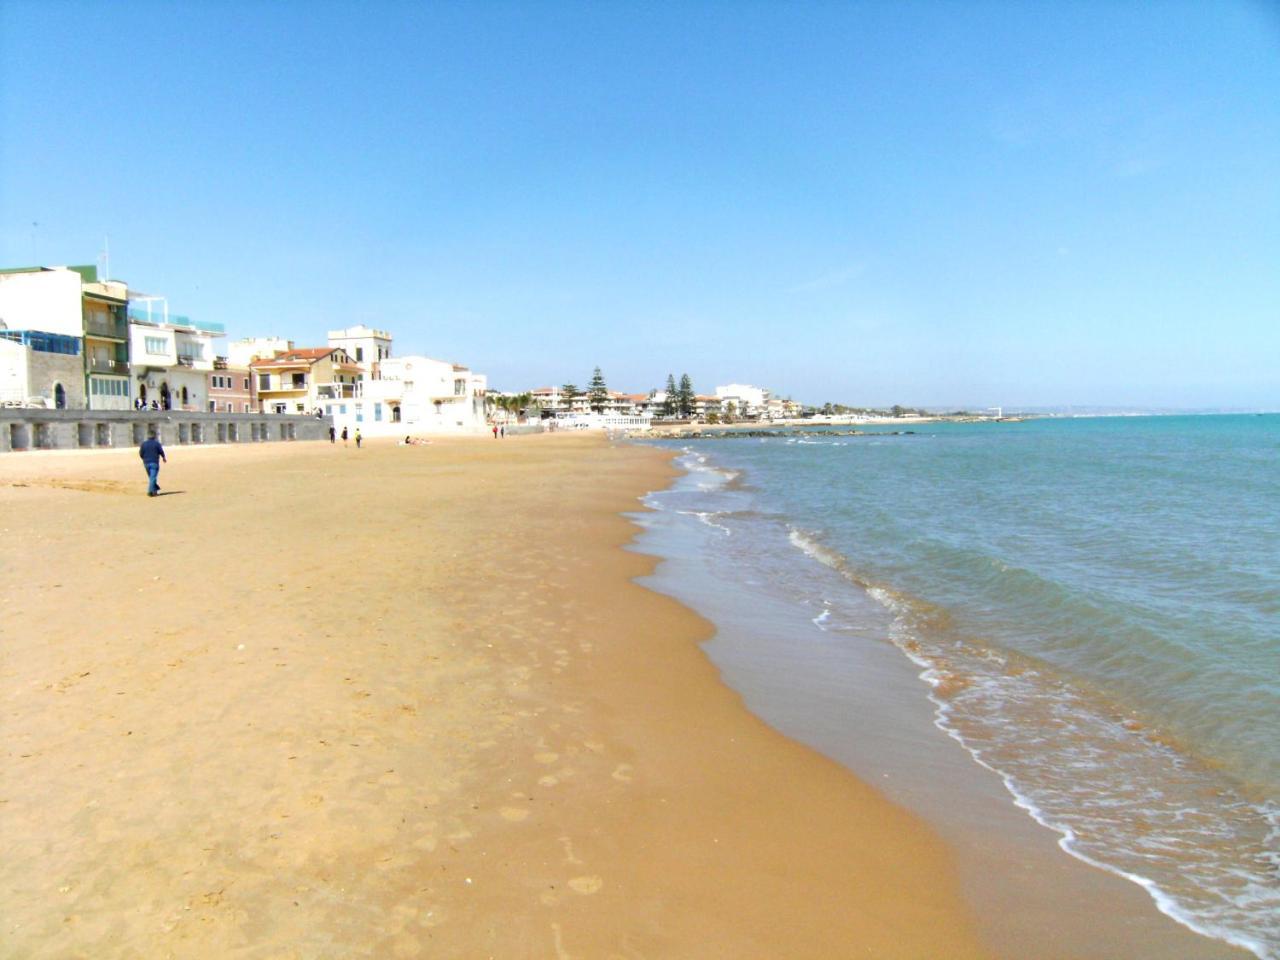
[1,409,331,453]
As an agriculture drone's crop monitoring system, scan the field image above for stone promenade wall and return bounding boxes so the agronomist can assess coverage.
[1,409,332,453]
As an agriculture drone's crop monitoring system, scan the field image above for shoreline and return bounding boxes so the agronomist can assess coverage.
[2,434,988,957]
[632,438,1256,960]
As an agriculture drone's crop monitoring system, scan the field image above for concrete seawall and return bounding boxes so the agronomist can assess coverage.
[1,410,332,453]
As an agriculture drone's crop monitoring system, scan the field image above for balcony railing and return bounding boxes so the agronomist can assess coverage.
[88,358,130,375]
[84,318,127,339]
[315,384,355,399]
[176,356,196,367]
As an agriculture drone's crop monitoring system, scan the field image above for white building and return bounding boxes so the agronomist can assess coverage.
[0,265,133,410]
[327,325,392,380]
[325,355,489,436]
[715,383,771,419]
[227,336,292,368]
[128,301,223,411]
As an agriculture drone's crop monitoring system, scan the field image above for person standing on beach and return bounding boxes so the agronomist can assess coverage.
[329,425,336,444]
[341,426,348,446]
[492,424,498,439]
[138,431,166,498]
[355,429,362,448]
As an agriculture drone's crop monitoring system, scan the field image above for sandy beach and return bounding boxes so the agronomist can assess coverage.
[2,433,986,959]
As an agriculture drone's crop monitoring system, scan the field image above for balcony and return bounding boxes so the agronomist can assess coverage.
[84,317,128,340]
[88,358,130,375]
[176,356,195,367]
[315,384,354,400]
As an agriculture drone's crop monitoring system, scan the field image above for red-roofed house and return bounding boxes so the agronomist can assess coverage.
[250,347,363,414]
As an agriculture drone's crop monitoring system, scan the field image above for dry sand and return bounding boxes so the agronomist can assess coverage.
[1,433,987,959]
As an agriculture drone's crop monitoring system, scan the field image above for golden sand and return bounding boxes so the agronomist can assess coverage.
[1,434,987,958]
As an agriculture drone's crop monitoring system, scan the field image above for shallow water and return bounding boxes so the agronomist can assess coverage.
[639,415,1279,959]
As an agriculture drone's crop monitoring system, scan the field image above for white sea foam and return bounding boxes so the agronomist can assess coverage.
[790,529,1280,959]
[678,510,732,536]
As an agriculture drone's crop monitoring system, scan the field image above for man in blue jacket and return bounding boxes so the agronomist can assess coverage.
[139,431,167,497]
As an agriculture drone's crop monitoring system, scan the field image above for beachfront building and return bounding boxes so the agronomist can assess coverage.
[530,386,594,417]
[715,383,770,420]
[0,328,84,409]
[207,359,254,413]
[250,350,363,417]
[251,347,362,415]
[0,267,89,409]
[327,325,391,381]
[329,354,488,436]
[0,265,138,409]
[81,273,132,410]
[128,299,224,411]
[693,395,724,419]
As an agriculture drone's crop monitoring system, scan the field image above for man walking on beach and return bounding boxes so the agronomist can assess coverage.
[138,431,166,498]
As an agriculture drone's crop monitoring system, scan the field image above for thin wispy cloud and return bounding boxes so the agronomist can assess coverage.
[789,262,868,294]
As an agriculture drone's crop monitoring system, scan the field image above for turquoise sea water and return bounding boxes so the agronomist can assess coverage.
[646,415,1279,958]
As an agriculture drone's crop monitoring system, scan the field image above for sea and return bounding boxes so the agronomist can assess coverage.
[633,414,1278,959]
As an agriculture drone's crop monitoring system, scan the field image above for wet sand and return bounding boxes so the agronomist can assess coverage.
[1,434,985,958]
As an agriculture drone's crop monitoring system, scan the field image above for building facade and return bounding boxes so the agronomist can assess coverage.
[328,355,488,436]
[208,360,254,413]
[81,275,132,409]
[327,325,392,381]
[715,383,771,419]
[0,265,128,409]
[251,347,362,414]
[128,303,223,411]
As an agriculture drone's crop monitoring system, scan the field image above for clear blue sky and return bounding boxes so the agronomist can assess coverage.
[2,0,1277,409]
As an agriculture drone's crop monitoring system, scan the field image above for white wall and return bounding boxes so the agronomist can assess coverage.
[0,339,29,404]
[328,354,489,436]
[130,323,176,366]
[227,336,291,367]
[0,270,84,337]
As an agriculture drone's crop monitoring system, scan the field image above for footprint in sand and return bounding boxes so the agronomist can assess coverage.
[568,875,603,895]
[499,806,530,822]
[610,764,633,783]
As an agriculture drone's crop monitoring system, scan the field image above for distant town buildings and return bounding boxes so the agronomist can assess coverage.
[0,264,494,436]
[1,262,809,437]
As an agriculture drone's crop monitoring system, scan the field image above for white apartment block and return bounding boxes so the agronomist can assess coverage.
[326,355,488,436]
[328,325,392,380]
[715,383,771,418]
[129,305,223,411]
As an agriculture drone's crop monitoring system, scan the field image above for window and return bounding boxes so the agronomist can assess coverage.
[454,379,466,396]
[145,336,167,355]
[208,400,216,412]
[259,374,271,390]
[374,403,382,422]
[89,378,128,396]
[243,403,250,413]
[355,347,364,362]
[355,403,363,423]
[0,331,80,355]
[291,374,306,388]
[243,378,249,390]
